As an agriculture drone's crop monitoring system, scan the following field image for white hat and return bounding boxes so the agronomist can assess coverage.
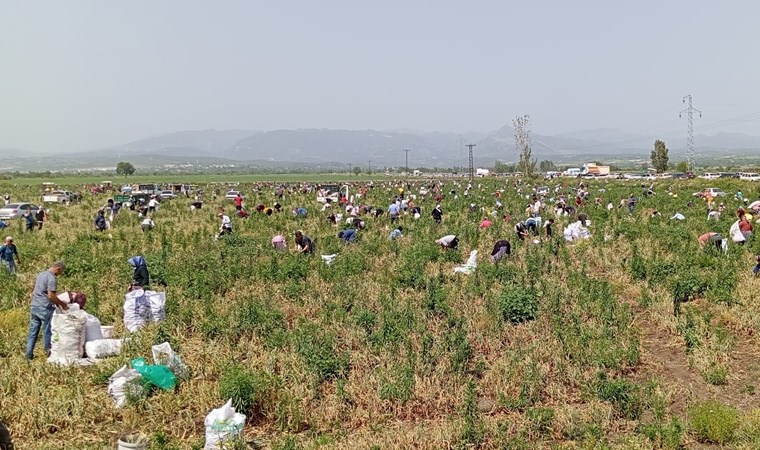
[670,213,685,220]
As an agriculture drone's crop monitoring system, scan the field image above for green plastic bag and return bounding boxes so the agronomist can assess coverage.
[130,357,176,391]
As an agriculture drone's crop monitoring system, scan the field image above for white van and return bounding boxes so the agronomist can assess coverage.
[563,168,581,177]
[699,172,720,180]
[739,172,760,181]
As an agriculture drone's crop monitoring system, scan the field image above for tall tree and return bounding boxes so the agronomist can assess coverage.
[675,161,689,173]
[539,160,556,172]
[116,161,136,177]
[650,140,669,173]
[514,115,536,177]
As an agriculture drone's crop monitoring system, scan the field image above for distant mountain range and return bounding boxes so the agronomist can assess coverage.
[3,126,760,172]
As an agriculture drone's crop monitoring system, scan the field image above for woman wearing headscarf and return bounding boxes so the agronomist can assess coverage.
[128,256,150,290]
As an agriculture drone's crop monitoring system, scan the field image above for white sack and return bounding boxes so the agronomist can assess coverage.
[123,289,152,332]
[48,304,87,366]
[321,254,338,265]
[107,365,141,408]
[204,399,246,450]
[730,220,746,243]
[454,250,478,274]
[152,342,188,380]
[145,290,167,323]
[85,338,123,359]
[84,312,103,342]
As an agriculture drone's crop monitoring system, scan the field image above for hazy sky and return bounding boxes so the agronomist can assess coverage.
[2,0,760,153]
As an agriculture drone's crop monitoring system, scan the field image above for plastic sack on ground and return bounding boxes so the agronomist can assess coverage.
[563,221,592,242]
[145,290,166,323]
[151,342,188,380]
[84,312,103,342]
[131,357,176,391]
[454,250,478,274]
[107,365,142,408]
[321,254,338,265]
[204,399,246,450]
[84,338,123,359]
[48,304,87,365]
[123,289,152,332]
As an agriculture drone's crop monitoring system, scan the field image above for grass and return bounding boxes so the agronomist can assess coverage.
[1,175,760,448]
[688,400,739,444]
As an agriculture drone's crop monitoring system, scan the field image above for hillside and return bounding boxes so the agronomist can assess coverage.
[3,126,760,172]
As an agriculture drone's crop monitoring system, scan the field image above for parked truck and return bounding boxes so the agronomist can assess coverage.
[582,163,610,177]
[42,190,71,203]
[134,183,161,196]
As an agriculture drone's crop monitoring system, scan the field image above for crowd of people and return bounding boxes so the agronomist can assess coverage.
[8,177,760,365]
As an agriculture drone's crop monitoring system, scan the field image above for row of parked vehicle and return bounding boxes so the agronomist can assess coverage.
[699,172,760,181]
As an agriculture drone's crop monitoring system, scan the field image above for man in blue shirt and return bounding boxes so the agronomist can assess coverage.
[23,209,36,232]
[387,201,400,224]
[25,261,69,360]
[0,236,20,274]
[338,228,358,243]
[94,210,107,231]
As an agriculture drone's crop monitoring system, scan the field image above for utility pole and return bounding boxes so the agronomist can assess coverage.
[402,148,411,173]
[367,160,371,173]
[466,143,476,181]
[679,95,702,172]
[348,164,353,175]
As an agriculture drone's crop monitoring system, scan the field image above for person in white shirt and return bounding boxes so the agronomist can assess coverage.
[218,213,232,236]
[140,215,154,232]
[435,234,458,249]
[148,197,159,213]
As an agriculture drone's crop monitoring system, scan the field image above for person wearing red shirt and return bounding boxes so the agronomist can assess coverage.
[234,194,243,211]
[739,215,754,241]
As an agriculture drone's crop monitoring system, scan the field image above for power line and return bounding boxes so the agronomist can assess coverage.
[695,111,760,132]
[680,95,702,172]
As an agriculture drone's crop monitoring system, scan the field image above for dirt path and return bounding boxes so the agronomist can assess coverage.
[636,306,760,415]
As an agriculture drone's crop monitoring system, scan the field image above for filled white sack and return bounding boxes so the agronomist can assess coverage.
[48,304,87,366]
[204,399,246,450]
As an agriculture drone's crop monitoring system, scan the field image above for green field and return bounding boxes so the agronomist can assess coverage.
[2,175,760,449]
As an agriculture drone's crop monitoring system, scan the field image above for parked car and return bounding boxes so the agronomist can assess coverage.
[42,191,65,203]
[739,172,760,181]
[225,190,242,200]
[42,190,75,203]
[699,172,721,180]
[0,203,41,220]
[692,188,727,198]
[159,190,176,200]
